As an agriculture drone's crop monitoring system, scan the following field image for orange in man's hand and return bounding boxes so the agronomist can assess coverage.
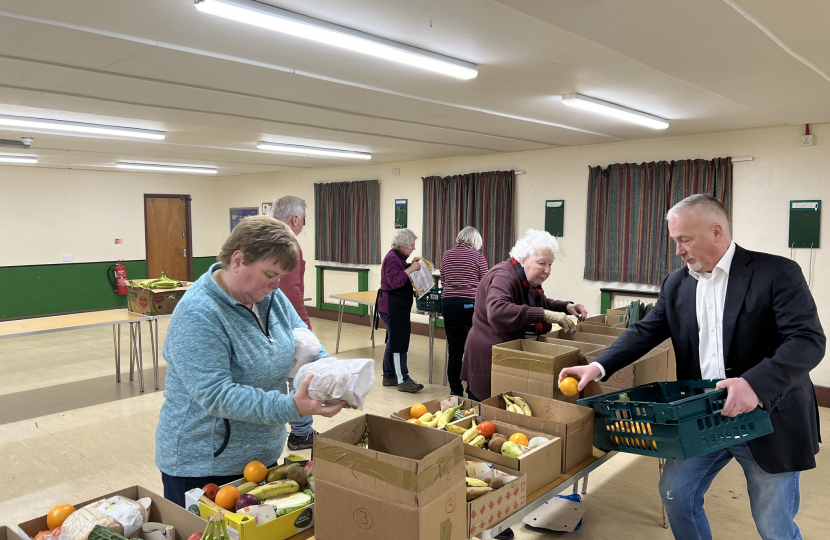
[559,376,580,397]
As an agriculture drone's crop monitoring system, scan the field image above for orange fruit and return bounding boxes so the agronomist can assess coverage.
[215,485,240,510]
[509,433,529,447]
[46,504,75,530]
[410,403,428,419]
[244,460,268,483]
[406,418,422,425]
[559,376,579,397]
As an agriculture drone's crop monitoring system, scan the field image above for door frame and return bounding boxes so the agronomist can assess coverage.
[144,194,193,281]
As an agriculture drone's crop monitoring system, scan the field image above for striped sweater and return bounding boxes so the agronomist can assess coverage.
[440,243,489,299]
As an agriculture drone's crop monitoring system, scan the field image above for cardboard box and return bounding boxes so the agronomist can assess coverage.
[540,337,606,366]
[479,392,594,473]
[313,414,467,540]
[448,416,561,496]
[581,381,631,398]
[491,340,581,402]
[574,323,626,337]
[391,395,481,422]
[583,314,627,326]
[465,464,527,537]
[555,331,619,347]
[184,481,313,540]
[584,348,635,389]
[2,527,25,540]
[583,340,677,390]
[18,486,206,540]
[126,279,191,315]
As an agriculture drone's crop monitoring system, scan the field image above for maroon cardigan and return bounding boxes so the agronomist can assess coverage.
[460,260,570,399]
[278,239,311,329]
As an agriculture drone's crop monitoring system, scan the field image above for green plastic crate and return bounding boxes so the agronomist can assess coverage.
[576,380,774,460]
[415,287,442,313]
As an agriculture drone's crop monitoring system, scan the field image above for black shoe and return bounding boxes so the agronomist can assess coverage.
[287,429,318,451]
[382,377,399,386]
[398,379,424,393]
[494,527,514,540]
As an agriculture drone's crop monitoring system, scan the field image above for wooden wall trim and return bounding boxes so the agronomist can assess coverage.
[815,385,830,408]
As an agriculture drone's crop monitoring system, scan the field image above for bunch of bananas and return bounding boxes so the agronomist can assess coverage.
[501,394,533,416]
[137,273,181,289]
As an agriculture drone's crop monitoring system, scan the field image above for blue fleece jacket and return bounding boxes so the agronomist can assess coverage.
[155,263,325,477]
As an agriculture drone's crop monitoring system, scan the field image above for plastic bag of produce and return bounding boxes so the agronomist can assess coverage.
[409,259,435,298]
[61,496,149,540]
[295,357,375,408]
[290,328,322,378]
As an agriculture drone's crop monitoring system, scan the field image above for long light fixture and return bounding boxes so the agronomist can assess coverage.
[0,153,37,164]
[116,161,217,174]
[194,0,478,79]
[561,94,669,130]
[257,141,371,160]
[0,114,165,140]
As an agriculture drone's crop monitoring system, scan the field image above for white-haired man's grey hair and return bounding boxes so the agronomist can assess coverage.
[391,228,418,250]
[456,226,483,251]
[270,195,306,221]
[666,194,731,235]
[509,229,560,263]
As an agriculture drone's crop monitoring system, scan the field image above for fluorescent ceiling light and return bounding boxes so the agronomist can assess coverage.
[194,0,478,79]
[561,93,669,130]
[0,114,165,140]
[116,161,217,174]
[257,141,371,160]
[0,153,37,164]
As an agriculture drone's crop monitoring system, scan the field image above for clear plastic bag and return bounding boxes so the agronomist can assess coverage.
[409,258,435,298]
[295,357,375,409]
[290,328,322,378]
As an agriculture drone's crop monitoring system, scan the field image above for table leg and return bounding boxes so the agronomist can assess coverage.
[335,300,345,354]
[113,325,121,383]
[659,459,669,528]
[149,319,160,391]
[136,321,145,393]
[581,474,589,494]
[428,313,435,384]
[369,306,375,348]
[154,319,160,390]
[129,323,135,381]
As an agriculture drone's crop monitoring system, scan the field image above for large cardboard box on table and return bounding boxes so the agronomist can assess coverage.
[583,339,677,391]
[126,279,191,316]
[480,391,594,473]
[583,314,627,327]
[554,330,619,347]
[490,340,581,402]
[391,395,481,422]
[184,481,313,540]
[539,337,606,365]
[448,415,561,496]
[465,464,527,537]
[313,414,467,540]
[18,486,206,540]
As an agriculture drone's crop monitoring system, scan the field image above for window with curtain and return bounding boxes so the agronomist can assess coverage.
[584,157,732,285]
[314,179,381,264]
[422,170,515,268]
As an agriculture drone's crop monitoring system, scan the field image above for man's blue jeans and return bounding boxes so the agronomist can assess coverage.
[659,442,801,540]
[287,377,313,437]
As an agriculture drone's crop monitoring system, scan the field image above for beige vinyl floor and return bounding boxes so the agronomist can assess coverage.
[0,316,827,539]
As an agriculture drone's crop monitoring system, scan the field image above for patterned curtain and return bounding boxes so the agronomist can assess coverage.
[584,157,732,285]
[314,179,381,264]
[422,170,515,268]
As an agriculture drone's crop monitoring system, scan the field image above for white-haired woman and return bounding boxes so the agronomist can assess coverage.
[461,229,588,401]
[375,228,424,393]
[440,226,489,397]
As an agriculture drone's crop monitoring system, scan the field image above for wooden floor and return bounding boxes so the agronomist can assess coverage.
[0,316,827,538]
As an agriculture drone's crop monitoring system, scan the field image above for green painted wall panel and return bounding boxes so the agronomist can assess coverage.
[0,256,217,320]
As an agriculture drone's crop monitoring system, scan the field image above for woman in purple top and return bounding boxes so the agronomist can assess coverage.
[461,229,589,401]
[374,228,425,393]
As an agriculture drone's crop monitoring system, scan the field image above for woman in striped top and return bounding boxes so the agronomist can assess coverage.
[440,226,489,397]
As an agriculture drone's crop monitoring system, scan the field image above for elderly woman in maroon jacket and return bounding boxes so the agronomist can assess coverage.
[375,228,425,393]
[461,229,588,401]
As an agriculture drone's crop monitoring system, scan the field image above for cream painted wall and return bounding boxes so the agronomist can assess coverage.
[224,122,830,384]
[0,166,226,267]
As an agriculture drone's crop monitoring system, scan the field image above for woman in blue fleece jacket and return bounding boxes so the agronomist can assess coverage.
[155,216,346,506]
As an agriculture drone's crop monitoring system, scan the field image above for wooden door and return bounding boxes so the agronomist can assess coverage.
[145,195,192,281]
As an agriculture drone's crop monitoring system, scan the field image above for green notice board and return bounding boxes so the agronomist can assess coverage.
[395,199,407,228]
[789,200,821,248]
[544,200,564,237]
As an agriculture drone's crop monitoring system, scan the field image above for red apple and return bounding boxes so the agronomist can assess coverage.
[187,533,202,540]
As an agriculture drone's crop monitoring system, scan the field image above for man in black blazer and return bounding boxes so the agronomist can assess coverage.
[562,194,824,540]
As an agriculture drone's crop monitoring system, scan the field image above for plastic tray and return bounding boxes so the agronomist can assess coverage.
[415,287,442,313]
[576,380,773,460]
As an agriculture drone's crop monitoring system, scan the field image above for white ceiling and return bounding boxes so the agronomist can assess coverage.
[0,0,827,176]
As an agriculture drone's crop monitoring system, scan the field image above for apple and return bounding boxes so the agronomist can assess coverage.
[235,494,260,511]
[187,533,202,540]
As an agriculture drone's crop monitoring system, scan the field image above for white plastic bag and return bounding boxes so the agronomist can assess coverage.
[409,258,435,299]
[295,357,375,409]
[290,328,322,378]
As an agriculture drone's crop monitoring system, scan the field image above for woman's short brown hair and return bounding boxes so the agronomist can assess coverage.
[217,216,300,271]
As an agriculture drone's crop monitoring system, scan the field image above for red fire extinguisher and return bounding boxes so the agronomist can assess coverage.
[107,261,129,295]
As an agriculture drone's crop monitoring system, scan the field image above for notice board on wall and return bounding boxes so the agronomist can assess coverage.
[789,200,821,248]
[230,207,258,231]
[545,200,564,237]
